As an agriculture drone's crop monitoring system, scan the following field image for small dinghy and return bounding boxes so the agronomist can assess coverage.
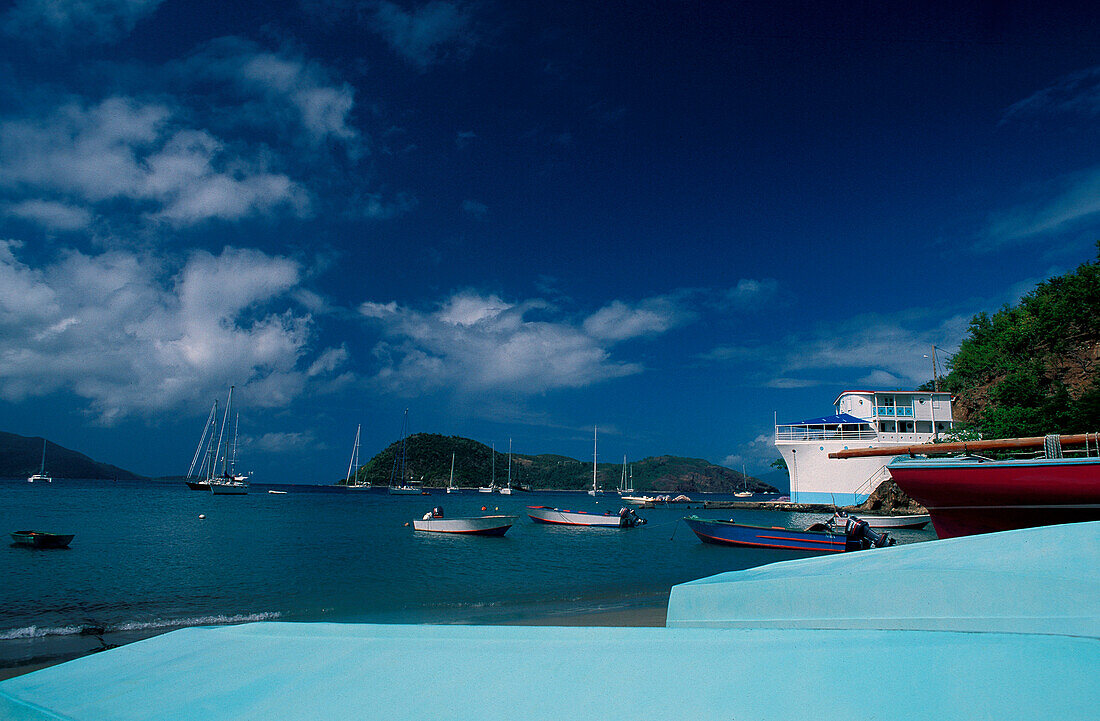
[10,531,74,548]
[412,507,517,536]
[527,506,646,528]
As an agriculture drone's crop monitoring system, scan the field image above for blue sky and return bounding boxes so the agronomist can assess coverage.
[1,0,1098,483]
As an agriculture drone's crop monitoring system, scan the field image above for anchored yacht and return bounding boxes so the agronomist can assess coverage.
[774,389,954,505]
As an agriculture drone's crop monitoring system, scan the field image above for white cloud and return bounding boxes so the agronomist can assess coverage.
[0,97,309,227]
[6,199,93,231]
[984,167,1100,245]
[370,1,477,69]
[4,0,164,44]
[250,430,320,454]
[357,191,418,220]
[771,311,970,389]
[0,243,338,423]
[462,199,487,219]
[1001,65,1100,125]
[583,297,689,341]
[360,291,649,396]
[178,38,362,154]
[722,278,779,308]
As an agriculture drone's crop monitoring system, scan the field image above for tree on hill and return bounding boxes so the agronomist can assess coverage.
[943,244,1100,437]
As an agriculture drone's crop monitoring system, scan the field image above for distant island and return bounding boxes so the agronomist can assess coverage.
[0,431,144,480]
[341,432,779,494]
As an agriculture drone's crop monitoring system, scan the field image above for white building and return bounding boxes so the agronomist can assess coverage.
[774,389,955,505]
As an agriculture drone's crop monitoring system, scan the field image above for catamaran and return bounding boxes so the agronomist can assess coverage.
[587,426,604,496]
[388,409,422,495]
[345,424,370,490]
[27,439,51,483]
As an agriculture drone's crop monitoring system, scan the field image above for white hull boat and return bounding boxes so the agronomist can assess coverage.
[412,514,518,536]
[830,512,930,530]
[389,486,423,495]
[209,478,248,495]
[526,506,645,528]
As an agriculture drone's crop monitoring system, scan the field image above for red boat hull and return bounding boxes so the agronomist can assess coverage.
[887,456,1100,538]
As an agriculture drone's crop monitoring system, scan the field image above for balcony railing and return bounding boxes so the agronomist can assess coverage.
[775,425,878,441]
[875,406,913,417]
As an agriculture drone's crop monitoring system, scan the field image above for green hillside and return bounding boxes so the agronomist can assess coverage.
[343,433,779,493]
[0,431,144,480]
[942,246,1100,437]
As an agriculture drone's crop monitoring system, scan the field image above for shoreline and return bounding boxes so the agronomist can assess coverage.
[0,601,668,682]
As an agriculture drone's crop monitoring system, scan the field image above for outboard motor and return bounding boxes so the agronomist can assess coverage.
[619,507,646,527]
[844,516,896,549]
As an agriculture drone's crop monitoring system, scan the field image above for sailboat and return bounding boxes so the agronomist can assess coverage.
[734,464,753,497]
[446,453,457,493]
[478,442,497,493]
[616,456,634,495]
[345,424,370,490]
[388,409,422,495]
[185,400,218,490]
[209,386,248,495]
[499,439,513,494]
[587,426,604,496]
[28,440,51,483]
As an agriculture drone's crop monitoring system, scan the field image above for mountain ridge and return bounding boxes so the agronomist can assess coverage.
[343,433,780,493]
[0,431,145,480]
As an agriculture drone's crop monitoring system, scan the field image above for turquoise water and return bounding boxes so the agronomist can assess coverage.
[0,479,934,666]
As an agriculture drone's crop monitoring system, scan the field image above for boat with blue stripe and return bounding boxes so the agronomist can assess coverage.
[683,515,894,552]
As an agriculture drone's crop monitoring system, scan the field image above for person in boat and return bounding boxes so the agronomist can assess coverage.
[422,507,445,520]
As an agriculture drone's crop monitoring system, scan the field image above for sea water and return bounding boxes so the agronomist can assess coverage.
[0,479,934,667]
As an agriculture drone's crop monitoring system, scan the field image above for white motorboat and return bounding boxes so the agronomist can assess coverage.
[526,505,645,528]
[829,511,931,530]
[413,507,517,536]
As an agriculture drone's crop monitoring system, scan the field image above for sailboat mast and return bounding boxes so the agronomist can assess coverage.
[507,438,512,487]
[214,386,234,476]
[592,426,598,492]
[449,452,455,490]
[347,424,361,485]
[231,413,240,475]
[205,399,218,480]
[39,439,46,474]
[491,442,496,487]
